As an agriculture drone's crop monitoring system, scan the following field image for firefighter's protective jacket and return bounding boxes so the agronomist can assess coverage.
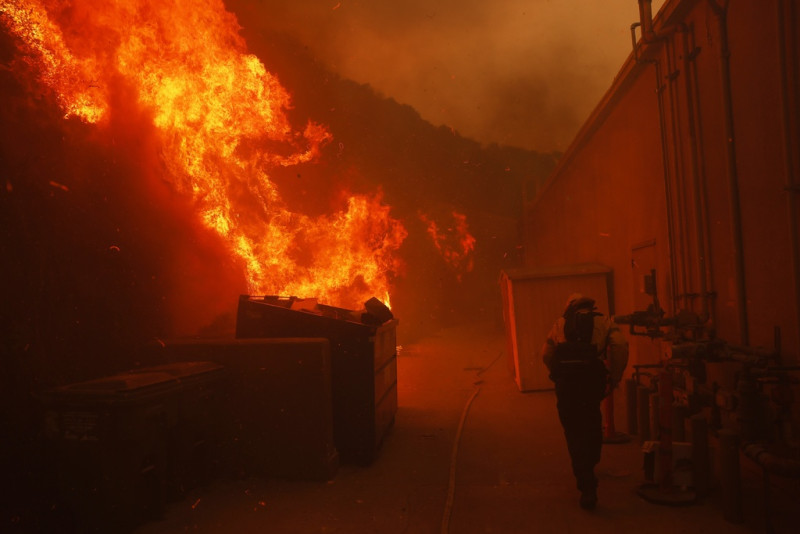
[541,308,628,386]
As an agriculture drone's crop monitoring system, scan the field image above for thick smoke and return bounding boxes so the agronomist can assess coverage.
[225,0,658,152]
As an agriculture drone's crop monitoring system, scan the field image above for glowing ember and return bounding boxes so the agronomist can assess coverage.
[0,0,406,309]
[420,210,476,280]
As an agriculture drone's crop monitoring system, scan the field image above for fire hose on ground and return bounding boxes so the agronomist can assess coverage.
[441,350,503,534]
[440,385,481,534]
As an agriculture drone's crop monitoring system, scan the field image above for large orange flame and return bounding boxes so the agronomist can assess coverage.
[0,0,407,310]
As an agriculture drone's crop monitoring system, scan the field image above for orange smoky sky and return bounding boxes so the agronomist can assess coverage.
[225,0,666,153]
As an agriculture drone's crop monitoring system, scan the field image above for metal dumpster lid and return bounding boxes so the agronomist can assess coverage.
[47,361,223,395]
[53,370,179,394]
[139,361,224,378]
[41,361,224,404]
[254,296,361,321]
[242,295,394,327]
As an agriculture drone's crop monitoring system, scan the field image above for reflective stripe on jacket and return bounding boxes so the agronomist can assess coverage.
[541,314,628,385]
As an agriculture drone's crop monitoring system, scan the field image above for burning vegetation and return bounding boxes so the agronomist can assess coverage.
[419,210,476,281]
[0,0,557,357]
[1,0,411,310]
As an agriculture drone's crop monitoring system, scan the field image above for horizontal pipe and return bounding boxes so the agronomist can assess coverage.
[742,442,800,478]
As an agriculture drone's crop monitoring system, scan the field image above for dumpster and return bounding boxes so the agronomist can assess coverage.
[145,362,228,497]
[146,337,339,481]
[235,295,398,465]
[39,361,224,532]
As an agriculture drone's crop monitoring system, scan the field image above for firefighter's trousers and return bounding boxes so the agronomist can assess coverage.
[554,373,607,493]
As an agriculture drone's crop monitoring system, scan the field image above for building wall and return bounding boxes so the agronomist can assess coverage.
[525,0,800,370]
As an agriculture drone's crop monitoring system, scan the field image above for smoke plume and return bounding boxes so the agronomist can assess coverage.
[225,0,659,152]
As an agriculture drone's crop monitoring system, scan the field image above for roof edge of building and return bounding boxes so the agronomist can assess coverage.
[528,0,699,209]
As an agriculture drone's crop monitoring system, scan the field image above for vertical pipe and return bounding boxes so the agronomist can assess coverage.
[654,59,681,314]
[777,0,800,353]
[638,385,651,443]
[626,378,639,435]
[632,3,682,315]
[649,391,661,442]
[658,371,674,488]
[687,26,717,325]
[708,0,749,345]
[681,25,711,320]
[719,429,744,523]
[691,414,710,498]
[631,22,642,62]
[638,0,655,39]
[672,404,687,442]
[665,37,691,311]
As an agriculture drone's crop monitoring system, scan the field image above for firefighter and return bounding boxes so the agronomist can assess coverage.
[541,293,628,510]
